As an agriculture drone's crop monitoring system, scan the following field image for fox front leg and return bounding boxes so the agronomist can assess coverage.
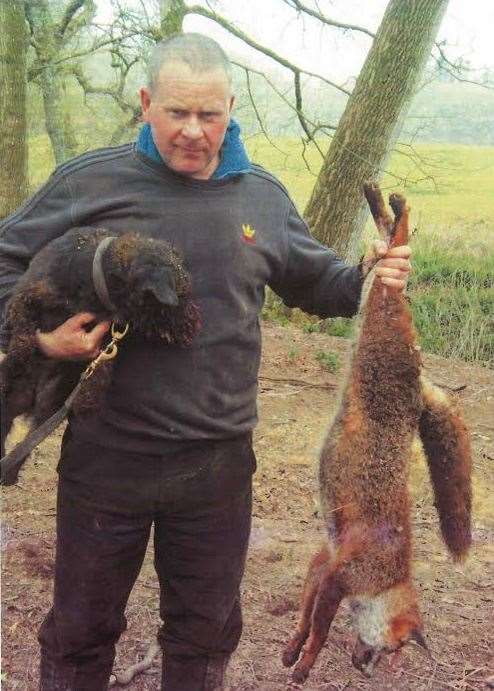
[291,570,346,684]
[282,545,330,669]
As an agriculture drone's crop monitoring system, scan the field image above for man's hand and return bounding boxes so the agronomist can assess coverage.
[35,312,111,360]
[362,241,412,291]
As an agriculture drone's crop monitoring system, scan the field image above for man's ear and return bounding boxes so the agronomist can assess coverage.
[228,94,235,114]
[140,87,152,121]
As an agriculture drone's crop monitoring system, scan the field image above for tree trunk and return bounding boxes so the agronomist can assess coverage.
[0,0,28,218]
[26,0,79,165]
[39,65,69,164]
[160,0,186,36]
[63,81,79,159]
[305,0,448,261]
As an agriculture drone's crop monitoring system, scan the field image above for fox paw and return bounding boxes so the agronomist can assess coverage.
[292,663,311,684]
[282,638,304,668]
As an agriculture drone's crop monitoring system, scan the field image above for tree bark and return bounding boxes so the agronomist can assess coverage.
[25,0,90,165]
[39,64,69,164]
[305,0,449,261]
[0,0,28,219]
[160,0,186,36]
[26,1,69,164]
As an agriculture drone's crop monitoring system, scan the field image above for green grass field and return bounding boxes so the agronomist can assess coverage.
[246,136,494,227]
[28,134,494,366]
[246,137,494,367]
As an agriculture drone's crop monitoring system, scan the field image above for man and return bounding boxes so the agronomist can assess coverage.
[0,33,411,691]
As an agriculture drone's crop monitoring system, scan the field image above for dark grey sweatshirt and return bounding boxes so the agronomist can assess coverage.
[0,145,363,452]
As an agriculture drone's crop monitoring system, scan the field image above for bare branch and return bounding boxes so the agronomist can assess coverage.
[69,57,140,120]
[293,71,322,151]
[109,641,160,687]
[280,0,375,38]
[232,61,338,142]
[434,41,475,72]
[27,28,141,83]
[136,0,152,28]
[433,41,493,90]
[300,137,318,176]
[23,2,41,50]
[242,68,286,153]
[186,4,351,96]
[57,0,86,38]
[60,2,98,43]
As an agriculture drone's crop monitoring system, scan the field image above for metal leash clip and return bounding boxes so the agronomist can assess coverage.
[82,321,130,380]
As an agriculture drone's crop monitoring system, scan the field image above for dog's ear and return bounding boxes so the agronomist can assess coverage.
[140,267,179,307]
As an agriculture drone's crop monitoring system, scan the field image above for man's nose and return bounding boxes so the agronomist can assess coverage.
[182,118,203,139]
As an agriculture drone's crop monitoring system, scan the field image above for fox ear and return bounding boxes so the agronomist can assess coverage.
[409,629,430,654]
[141,268,178,307]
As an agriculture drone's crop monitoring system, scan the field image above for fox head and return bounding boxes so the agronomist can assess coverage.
[351,583,428,677]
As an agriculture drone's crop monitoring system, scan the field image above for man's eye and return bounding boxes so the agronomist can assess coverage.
[170,110,186,117]
[202,112,219,121]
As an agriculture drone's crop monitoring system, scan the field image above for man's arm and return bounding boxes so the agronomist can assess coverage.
[0,173,75,349]
[0,172,110,358]
[269,204,410,318]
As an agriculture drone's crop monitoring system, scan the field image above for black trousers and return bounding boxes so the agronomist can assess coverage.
[38,430,255,690]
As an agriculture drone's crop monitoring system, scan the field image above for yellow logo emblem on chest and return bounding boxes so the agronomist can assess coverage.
[242,223,256,244]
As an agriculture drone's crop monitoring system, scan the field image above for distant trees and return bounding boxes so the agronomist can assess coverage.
[2,0,484,260]
[0,0,28,219]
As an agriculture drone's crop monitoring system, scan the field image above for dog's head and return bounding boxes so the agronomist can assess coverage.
[128,257,179,308]
[105,234,200,345]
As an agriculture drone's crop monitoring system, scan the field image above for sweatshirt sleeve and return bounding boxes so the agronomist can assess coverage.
[0,172,74,348]
[268,203,364,318]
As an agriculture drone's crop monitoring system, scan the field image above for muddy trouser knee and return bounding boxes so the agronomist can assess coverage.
[38,478,152,690]
[38,431,255,691]
[155,437,254,691]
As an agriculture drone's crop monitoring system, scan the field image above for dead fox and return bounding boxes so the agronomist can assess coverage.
[282,184,472,683]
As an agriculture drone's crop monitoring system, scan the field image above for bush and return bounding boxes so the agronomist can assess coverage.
[315,350,341,373]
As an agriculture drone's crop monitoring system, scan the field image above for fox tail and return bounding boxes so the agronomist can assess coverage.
[418,377,472,561]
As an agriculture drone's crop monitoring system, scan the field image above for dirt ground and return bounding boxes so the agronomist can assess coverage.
[1,323,493,690]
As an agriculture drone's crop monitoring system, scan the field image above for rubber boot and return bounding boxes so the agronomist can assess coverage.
[39,651,112,691]
[39,652,75,691]
[204,654,230,691]
[162,653,230,691]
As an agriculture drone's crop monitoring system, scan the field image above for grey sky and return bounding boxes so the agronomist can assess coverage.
[96,0,493,86]
[181,0,493,79]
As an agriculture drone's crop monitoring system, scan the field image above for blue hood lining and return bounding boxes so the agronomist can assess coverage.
[136,119,251,180]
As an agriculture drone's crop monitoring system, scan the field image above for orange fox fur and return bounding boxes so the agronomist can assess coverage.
[282,186,472,683]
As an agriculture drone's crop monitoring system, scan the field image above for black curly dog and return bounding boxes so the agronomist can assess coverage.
[0,226,200,484]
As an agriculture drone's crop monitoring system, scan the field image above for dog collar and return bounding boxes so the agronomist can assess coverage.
[92,236,118,312]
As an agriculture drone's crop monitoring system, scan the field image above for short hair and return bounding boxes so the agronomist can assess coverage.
[147,33,232,92]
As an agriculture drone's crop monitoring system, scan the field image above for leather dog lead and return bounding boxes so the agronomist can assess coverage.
[1,384,83,485]
[0,322,129,486]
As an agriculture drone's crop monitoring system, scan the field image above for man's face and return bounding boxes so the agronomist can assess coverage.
[140,61,234,180]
